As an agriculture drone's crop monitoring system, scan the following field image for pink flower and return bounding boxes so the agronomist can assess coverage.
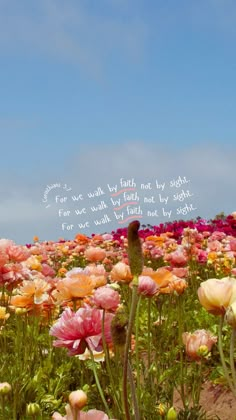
[182,329,217,361]
[52,406,116,420]
[41,263,55,277]
[50,307,114,356]
[0,263,25,287]
[196,250,208,264]
[137,276,159,297]
[93,286,120,311]
[0,239,14,253]
[102,234,113,241]
[172,267,188,278]
[7,245,30,262]
[208,240,222,252]
[165,249,188,267]
[0,251,9,268]
[84,247,106,262]
[230,239,236,252]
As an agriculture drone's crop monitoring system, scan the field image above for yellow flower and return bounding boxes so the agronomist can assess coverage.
[0,307,10,320]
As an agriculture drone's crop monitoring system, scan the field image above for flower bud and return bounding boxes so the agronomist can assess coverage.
[0,382,11,395]
[111,307,128,348]
[26,403,41,416]
[127,220,143,277]
[225,301,236,328]
[157,402,167,416]
[15,308,28,315]
[69,390,88,409]
[197,345,210,358]
[167,407,178,420]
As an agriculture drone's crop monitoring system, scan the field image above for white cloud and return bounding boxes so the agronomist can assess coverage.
[0,0,148,76]
[0,140,234,244]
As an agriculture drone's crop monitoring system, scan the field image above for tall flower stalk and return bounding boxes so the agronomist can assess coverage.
[122,221,143,420]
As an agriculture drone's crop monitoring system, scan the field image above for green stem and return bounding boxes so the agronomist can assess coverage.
[218,315,235,396]
[193,360,203,407]
[102,310,122,414]
[123,276,140,420]
[73,407,79,420]
[135,297,141,406]
[177,295,187,409]
[230,327,236,392]
[127,360,140,420]
[147,298,151,372]
[89,348,112,417]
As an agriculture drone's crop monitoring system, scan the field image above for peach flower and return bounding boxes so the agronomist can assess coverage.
[182,329,217,361]
[110,262,133,283]
[52,406,116,420]
[52,271,95,304]
[84,247,106,262]
[198,277,235,315]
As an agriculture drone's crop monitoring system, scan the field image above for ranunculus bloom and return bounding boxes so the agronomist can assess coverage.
[10,278,51,310]
[84,247,106,262]
[41,263,55,277]
[52,271,95,304]
[172,267,188,278]
[0,263,28,287]
[230,239,236,252]
[69,390,87,409]
[198,277,235,315]
[50,307,114,356]
[52,406,116,420]
[83,265,107,288]
[110,262,133,283]
[137,276,159,297]
[165,249,188,267]
[7,245,30,262]
[0,306,10,320]
[0,382,12,395]
[148,268,174,293]
[0,251,9,267]
[172,278,188,295]
[93,286,120,311]
[182,329,217,361]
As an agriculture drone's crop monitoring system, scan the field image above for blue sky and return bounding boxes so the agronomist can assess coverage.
[0,0,235,243]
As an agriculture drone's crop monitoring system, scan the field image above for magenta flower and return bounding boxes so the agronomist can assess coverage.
[50,307,114,356]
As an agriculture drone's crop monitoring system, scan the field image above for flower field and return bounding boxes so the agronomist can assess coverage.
[1,214,236,419]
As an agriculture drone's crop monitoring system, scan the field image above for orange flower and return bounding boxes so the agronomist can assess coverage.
[10,294,33,309]
[172,278,188,295]
[147,267,175,294]
[145,236,165,246]
[74,233,90,244]
[52,272,95,304]
[149,267,173,287]
[10,278,50,310]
